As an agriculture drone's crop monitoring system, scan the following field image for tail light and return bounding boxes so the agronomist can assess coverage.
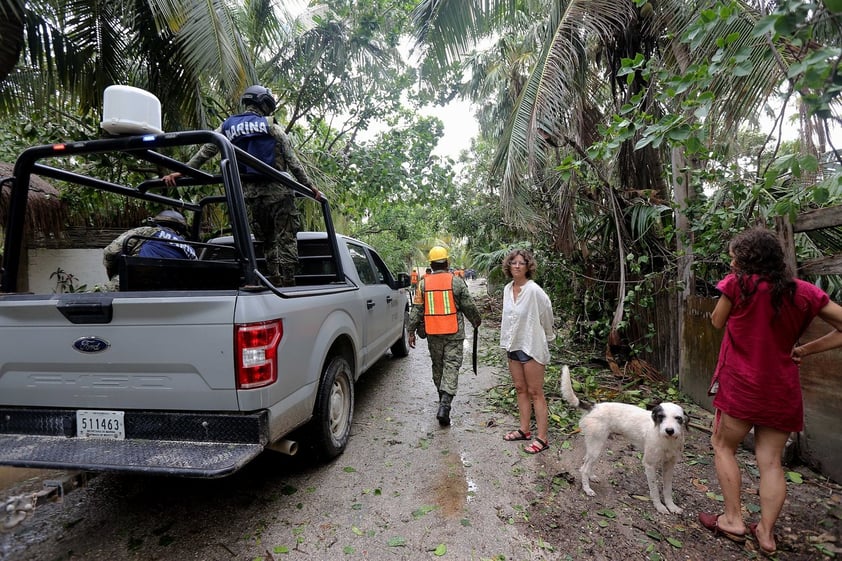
[235,320,282,388]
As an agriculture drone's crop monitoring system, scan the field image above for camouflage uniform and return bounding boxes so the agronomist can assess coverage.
[184,110,312,285]
[408,271,482,398]
[102,225,194,290]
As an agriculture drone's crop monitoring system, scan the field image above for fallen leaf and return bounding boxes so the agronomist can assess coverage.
[597,508,617,518]
[786,471,803,484]
[387,536,406,547]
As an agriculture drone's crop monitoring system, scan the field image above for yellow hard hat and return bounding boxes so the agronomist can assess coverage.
[428,246,448,262]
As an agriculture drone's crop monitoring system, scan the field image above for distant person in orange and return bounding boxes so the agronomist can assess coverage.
[410,268,419,298]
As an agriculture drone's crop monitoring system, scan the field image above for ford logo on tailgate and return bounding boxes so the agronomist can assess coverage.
[73,336,111,353]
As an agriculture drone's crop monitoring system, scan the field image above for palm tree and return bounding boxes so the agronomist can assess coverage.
[0,0,257,129]
[0,0,24,82]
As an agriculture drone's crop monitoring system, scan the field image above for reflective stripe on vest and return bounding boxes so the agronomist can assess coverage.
[422,272,458,335]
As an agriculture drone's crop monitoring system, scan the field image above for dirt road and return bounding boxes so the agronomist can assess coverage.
[1,280,839,560]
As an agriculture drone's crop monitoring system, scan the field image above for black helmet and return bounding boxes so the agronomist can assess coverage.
[240,85,276,115]
[153,210,188,234]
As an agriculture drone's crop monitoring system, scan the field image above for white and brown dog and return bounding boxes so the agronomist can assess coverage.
[560,365,687,514]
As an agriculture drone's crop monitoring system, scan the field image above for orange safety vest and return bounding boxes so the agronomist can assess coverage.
[411,270,418,284]
[421,272,458,335]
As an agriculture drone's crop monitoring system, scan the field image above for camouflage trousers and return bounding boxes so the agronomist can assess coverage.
[243,182,300,285]
[426,336,465,396]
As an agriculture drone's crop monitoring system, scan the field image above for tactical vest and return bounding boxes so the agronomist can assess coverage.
[422,272,458,335]
[138,229,197,260]
[221,113,275,173]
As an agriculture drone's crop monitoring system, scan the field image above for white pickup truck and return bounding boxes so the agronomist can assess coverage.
[0,128,410,477]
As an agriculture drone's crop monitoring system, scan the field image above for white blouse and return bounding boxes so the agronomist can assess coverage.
[499,279,555,365]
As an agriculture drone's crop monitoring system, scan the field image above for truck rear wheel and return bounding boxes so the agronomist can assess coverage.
[310,355,354,460]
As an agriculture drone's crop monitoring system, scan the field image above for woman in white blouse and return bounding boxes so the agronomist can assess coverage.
[499,249,555,454]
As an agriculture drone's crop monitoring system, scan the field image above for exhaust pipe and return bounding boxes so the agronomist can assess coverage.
[267,439,298,456]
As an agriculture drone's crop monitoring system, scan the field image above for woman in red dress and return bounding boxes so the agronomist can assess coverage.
[699,227,842,555]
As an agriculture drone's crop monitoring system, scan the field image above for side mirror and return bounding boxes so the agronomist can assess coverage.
[394,272,411,289]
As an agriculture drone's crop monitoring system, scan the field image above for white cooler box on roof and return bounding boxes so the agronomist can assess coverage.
[100,85,163,135]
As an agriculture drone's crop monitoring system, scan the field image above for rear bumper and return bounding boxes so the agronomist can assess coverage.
[0,407,269,478]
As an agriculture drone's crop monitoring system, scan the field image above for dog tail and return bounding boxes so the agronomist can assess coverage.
[560,365,592,411]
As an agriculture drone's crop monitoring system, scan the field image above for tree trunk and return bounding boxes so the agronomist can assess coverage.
[671,146,694,376]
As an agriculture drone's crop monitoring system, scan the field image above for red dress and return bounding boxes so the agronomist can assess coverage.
[713,274,829,432]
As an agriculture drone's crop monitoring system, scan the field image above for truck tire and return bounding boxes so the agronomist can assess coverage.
[310,355,354,460]
[390,310,410,358]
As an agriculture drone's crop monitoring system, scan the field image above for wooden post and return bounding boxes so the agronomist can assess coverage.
[774,216,797,278]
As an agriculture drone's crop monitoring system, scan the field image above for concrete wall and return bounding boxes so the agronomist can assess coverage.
[28,248,109,293]
[680,296,842,483]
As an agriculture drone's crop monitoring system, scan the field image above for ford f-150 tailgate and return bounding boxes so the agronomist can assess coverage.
[0,292,268,477]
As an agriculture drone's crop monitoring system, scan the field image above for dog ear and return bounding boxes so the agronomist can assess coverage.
[651,404,664,425]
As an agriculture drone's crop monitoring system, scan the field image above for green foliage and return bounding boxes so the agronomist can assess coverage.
[50,267,87,293]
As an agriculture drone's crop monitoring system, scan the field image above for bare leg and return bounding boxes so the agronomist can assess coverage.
[522,359,548,444]
[753,425,790,553]
[508,359,532,435]
[711,411,752,536]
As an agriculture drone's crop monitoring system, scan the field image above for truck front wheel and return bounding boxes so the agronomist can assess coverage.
[310,355,354,460]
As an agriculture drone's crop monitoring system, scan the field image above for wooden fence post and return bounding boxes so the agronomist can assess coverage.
[774,216,797,278]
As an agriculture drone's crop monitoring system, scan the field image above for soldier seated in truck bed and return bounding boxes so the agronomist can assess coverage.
[103,210,197,291]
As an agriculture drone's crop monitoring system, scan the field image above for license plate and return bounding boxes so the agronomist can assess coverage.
[76,410,125,439]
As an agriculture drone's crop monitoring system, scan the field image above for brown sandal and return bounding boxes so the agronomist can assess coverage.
[503,429,531,441]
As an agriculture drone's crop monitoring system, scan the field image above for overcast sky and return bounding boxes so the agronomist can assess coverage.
[422,99,479,159]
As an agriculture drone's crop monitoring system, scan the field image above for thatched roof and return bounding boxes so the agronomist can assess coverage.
[0,161,64,235]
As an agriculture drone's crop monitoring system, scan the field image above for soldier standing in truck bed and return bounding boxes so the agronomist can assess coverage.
[163,85,319,286]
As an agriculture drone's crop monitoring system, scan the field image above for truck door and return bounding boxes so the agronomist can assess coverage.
[345,241,399,367]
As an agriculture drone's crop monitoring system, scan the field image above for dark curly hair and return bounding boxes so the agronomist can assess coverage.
[502,249,537,279]
[729,227,796,315]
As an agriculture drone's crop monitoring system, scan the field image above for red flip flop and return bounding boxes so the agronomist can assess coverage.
[698,512,746,543]
[523,437,549,454]
[749,523,777,556]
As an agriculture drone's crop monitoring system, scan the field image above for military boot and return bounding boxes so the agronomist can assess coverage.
[436,392,453,426]
[280,265,297,287]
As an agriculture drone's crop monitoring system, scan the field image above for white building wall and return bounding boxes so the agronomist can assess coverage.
[28,248,109,293]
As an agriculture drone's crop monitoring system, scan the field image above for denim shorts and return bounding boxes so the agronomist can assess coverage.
[507,350,532,363]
